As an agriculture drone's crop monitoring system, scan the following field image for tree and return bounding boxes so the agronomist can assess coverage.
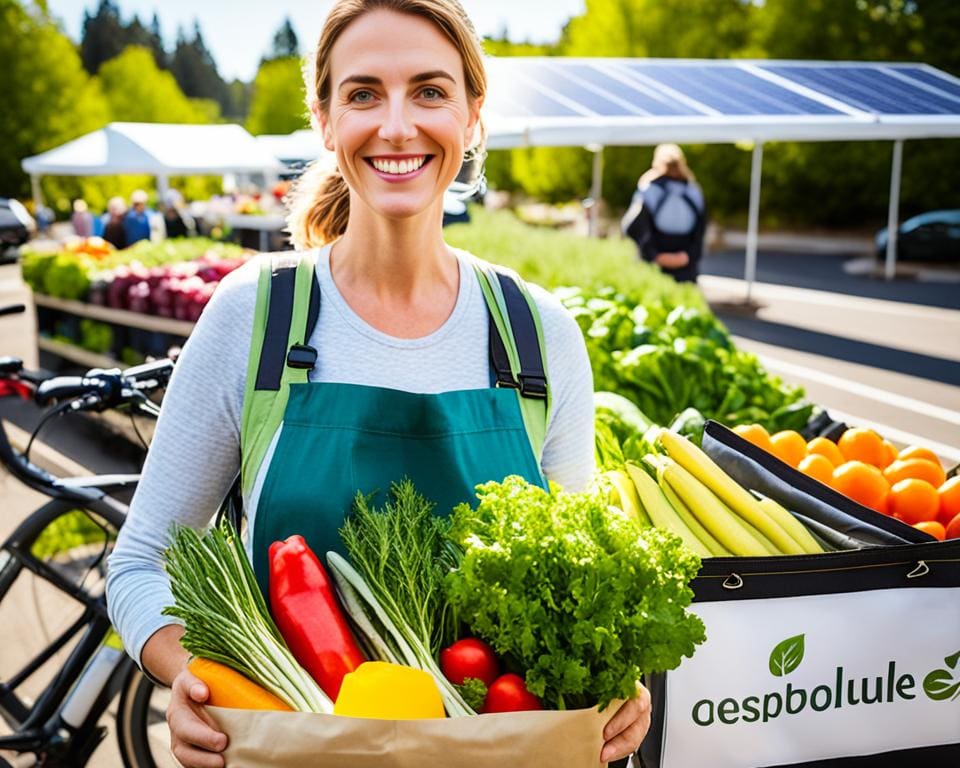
[80,0,126,72]
[269,16,299,60]
[98,45,215,123]
[559,0,751,59]
[1,0,109,197]
[170,20,229,112]
[245,57,308,135]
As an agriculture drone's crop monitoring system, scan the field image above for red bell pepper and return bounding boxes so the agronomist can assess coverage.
[268,535,365,700]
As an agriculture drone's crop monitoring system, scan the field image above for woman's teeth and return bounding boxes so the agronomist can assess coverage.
[371,156,427,175]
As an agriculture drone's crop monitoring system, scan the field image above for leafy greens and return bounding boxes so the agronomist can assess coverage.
[445,476,706,711]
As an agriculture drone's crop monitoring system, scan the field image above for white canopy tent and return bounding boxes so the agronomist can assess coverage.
[21,122,285,207]
[483,58,960,292]
[254,129,332,167]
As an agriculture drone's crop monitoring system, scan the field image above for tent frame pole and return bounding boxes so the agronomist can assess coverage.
[884,139,904,281]
[588,144,604,237]
[30,175,43,214]
[744,142,764,302]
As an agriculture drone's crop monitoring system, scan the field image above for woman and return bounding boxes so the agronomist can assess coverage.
[105,2,650,766]
[622,143,707,283]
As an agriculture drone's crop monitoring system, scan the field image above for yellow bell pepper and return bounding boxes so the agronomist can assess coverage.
[333,661,445,719]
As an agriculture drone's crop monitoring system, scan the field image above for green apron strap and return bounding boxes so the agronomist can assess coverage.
[240,253,317,496]
[472,262,550,463]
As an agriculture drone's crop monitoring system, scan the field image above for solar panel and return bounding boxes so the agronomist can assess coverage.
[892,66,960,103]
[764,65,959,114]
[479,57,960,147]
[566,63,703,117]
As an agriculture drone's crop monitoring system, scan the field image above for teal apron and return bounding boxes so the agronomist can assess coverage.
[241,254,551,590]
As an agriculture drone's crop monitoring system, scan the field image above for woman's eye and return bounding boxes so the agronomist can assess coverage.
[351,90,375,103]
[420,86,444,100]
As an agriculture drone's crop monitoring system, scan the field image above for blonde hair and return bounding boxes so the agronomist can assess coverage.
[639,143,696,188]
[287,0,487,249]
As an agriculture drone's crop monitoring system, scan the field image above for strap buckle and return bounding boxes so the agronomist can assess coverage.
[286,344,318,370]
[517,373,547,399]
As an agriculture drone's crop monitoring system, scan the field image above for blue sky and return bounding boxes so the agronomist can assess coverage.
[49,0,585,81]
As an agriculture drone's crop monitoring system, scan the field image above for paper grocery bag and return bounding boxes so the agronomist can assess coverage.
[208,702,617,768]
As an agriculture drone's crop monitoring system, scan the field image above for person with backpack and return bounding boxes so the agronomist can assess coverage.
[621,144,707,283]
[105,2,651,766]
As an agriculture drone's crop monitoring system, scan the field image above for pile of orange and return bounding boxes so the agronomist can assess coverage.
[732,424,960,540]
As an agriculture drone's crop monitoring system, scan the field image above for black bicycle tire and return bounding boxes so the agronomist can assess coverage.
[115,664,169,768]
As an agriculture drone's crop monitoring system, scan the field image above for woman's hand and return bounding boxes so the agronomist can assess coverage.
[655,251,690,269]
[600,682,652,763]
[167,666,229,768]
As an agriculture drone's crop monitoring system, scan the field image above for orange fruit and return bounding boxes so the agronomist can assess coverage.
[897,445,941,466]
[887,478,939,525]
[733,424,774,453]
[879,440,898,469]
[769,430,808,468]
[946,513,960,541]
[837,428,886,467]
[883,458,946,489]
[937,476,960,527]
[797,454,835,486]
[914,521,946,541]
[832,461,889,513]
[806,437,844,468]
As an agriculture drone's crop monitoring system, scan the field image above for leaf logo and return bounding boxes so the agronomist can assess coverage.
[923,650,960,702]
[769,634,805,677]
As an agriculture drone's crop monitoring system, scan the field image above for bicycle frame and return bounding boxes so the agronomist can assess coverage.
[0,349,170,766]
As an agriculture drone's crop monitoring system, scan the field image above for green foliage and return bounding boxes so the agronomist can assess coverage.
[446,476,705,710]
[560,0,752,61]
[245,57,308,136]
[79,318,113,353]
[0,0,109,198]
[170,21,230,113]
[561,285,811,431]
[444,206,706,306]
[99,46,217,123]
[30,509,114,559]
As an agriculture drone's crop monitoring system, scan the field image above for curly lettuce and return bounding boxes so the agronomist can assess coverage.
[446,476,706,710]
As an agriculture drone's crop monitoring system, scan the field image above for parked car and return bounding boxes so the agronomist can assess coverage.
[875,209,960,263]
[0,198,36,247]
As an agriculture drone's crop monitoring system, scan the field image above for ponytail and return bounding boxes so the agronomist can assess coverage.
[286,162,350,250]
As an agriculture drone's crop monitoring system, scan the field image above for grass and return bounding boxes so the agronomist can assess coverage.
[444,206,707,310]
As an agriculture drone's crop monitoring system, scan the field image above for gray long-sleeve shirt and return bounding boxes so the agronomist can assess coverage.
[105,245,595,667]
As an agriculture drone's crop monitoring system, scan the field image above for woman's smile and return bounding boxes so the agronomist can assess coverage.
[366,154,434,181]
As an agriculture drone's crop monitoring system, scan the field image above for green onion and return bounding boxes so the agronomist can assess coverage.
[162,520,332,713]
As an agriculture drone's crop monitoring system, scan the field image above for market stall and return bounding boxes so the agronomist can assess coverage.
[20,121,285,207]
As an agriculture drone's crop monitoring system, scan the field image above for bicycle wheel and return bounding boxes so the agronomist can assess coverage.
[0,498,120,720]
[115,665,177,768]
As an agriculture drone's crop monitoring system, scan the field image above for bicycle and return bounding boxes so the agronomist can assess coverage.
[0,303,177,767]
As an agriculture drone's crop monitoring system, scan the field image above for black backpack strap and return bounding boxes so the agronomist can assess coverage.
[494,272,547,400]
[254,254,321,391]
[488,315,517,390]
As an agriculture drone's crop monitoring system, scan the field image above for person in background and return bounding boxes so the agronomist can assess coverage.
[621,143,707,283]
[123,189,152,245]
[71,199,94,237]
[101,196,128,249]
[160,189,195,239]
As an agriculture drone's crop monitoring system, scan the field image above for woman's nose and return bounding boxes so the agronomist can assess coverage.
[378,98,417,144]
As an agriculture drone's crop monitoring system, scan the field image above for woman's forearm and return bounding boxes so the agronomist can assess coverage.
[141,624,191,687]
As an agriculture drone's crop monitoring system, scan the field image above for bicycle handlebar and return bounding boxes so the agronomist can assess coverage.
[35,375,119,406]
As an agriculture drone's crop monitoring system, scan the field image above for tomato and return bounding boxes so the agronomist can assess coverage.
[439,638,499,687]
[481,673,543,713]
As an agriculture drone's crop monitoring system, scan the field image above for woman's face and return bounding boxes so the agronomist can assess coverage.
[316,9,481,222]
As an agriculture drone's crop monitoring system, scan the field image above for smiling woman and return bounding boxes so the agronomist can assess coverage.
[104,2,650,767]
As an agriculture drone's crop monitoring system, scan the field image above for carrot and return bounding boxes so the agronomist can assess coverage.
[188,657,294,711]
